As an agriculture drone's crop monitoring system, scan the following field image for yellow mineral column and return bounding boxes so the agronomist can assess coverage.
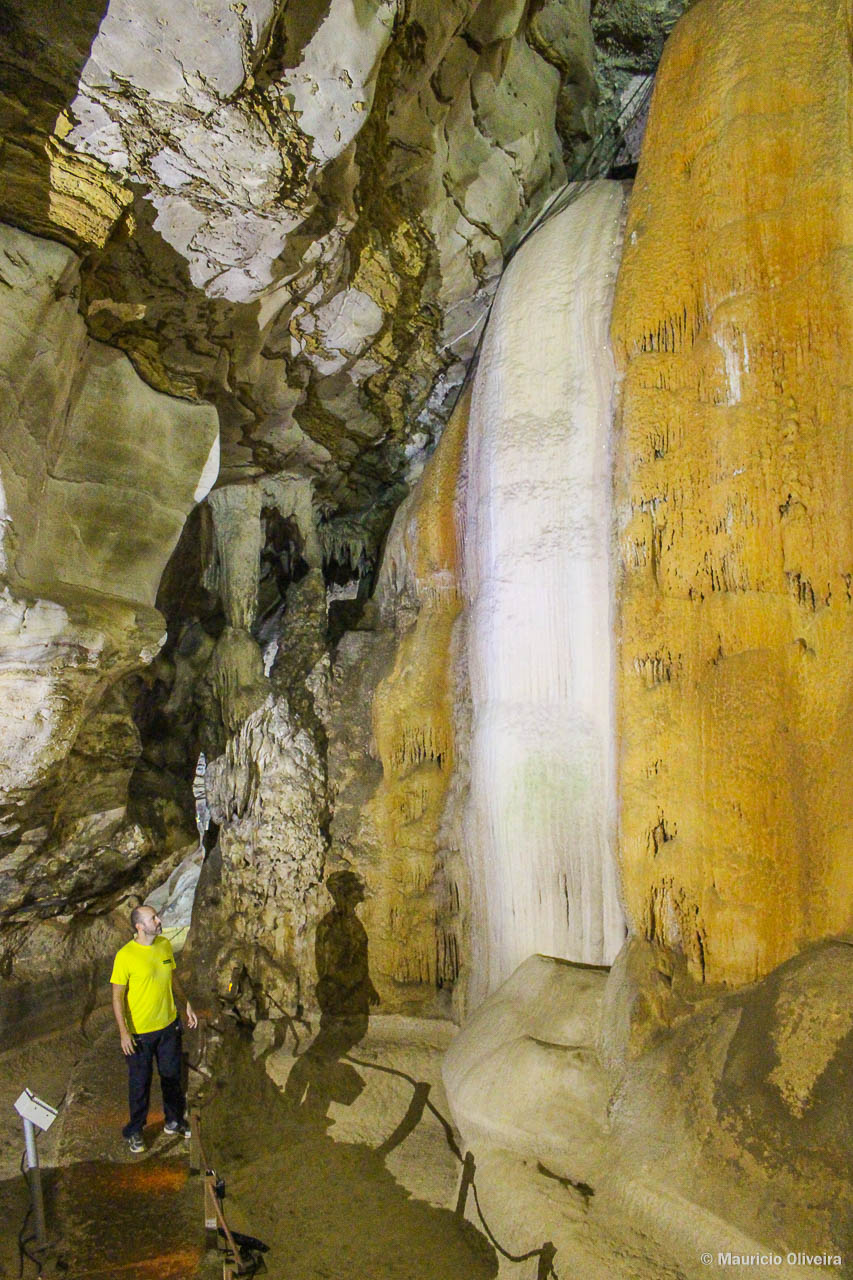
[611,0,853,985]
[367,384,470,1002]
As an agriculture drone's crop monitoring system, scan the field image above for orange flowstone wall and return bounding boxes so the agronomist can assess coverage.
[366,384,470,998]
[611,0,853,985]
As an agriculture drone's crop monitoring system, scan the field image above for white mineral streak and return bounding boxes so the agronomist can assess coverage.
[462,181,628,1004]
[0,472,10,577]
[193,432,220,504]
[285,0,398,164]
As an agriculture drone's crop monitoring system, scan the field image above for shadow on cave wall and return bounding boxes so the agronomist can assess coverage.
[283,870,379,1119]
[0,0,112,242]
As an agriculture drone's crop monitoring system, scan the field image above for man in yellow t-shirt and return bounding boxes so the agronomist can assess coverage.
[110,904,198,1154]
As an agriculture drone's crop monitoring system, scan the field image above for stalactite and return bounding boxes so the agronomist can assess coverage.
[204,485,263,630]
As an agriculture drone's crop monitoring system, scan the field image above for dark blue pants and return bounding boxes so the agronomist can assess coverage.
[123,1018,185,1138]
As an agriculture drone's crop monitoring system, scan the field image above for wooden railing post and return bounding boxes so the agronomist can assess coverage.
[189,1108,202,1174]
[203,1172,219,1250]
[455,1150,476,1219]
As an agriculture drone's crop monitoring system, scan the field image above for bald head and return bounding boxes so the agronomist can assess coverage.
[130,905,161,943]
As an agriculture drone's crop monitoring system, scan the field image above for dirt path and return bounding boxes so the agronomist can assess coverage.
[0,1011,216,1280]
[199,1016,500,1280]
[52,1021,212,1280]
[1,1010,519,1280]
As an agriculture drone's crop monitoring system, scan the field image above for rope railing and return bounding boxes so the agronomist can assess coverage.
[188,1028,558,1278]
[189,1108,268,1278]
[345,1053,559,1279]
[437,66,654,406]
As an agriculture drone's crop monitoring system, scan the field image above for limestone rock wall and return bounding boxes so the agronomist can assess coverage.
[461,180,629,1004]
[611,0,853,986]
[0,226,219,609]
[0,0,608,513]
[0,223,218,925]
[443,944,853,1278]
[0,911,130,1047]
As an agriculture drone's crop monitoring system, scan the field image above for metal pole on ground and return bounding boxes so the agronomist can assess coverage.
[203,1172,220,1250]
[22,1115,48,1250]
[455,1150,476,1219]
[14,1089,58,1261]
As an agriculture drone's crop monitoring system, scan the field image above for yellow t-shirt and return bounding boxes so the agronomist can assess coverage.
[110,936,178,1034]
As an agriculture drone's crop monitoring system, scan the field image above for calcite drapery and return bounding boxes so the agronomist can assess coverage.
[360,181,631,1012]
[611,0,853,985]
[461,181,629,1003]
[366,383,470,1007]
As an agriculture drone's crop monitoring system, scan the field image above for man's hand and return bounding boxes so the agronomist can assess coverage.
[185,1001,198,1030]
[112,983,135,1055]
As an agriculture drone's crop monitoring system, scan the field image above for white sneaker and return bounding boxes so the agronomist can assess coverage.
[164,1120,191,1138]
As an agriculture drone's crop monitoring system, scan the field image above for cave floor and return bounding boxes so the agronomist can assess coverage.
[0,1008,215,1280]
[197,1015,500,1280]
[0,1011,503,1280]
[0,1009,690,1280]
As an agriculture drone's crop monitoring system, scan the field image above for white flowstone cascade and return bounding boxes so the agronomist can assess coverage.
[461,180,628,1005]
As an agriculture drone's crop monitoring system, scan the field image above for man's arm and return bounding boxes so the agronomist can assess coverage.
[111,983,136,1055]
[171,969,198,1029]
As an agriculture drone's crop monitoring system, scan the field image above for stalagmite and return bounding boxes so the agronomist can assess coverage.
[195,471,333,1013]
[611,0,853,986]
[462,180,629,1004]
[205,698,327,1011]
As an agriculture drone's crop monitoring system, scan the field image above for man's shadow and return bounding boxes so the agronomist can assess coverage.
[284,870,379,1121]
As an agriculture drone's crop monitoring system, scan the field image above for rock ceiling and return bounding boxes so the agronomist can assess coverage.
[0,0,691,942]
[0,0,686,519]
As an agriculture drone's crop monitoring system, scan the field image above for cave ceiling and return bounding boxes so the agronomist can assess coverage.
[0,0,686,519]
